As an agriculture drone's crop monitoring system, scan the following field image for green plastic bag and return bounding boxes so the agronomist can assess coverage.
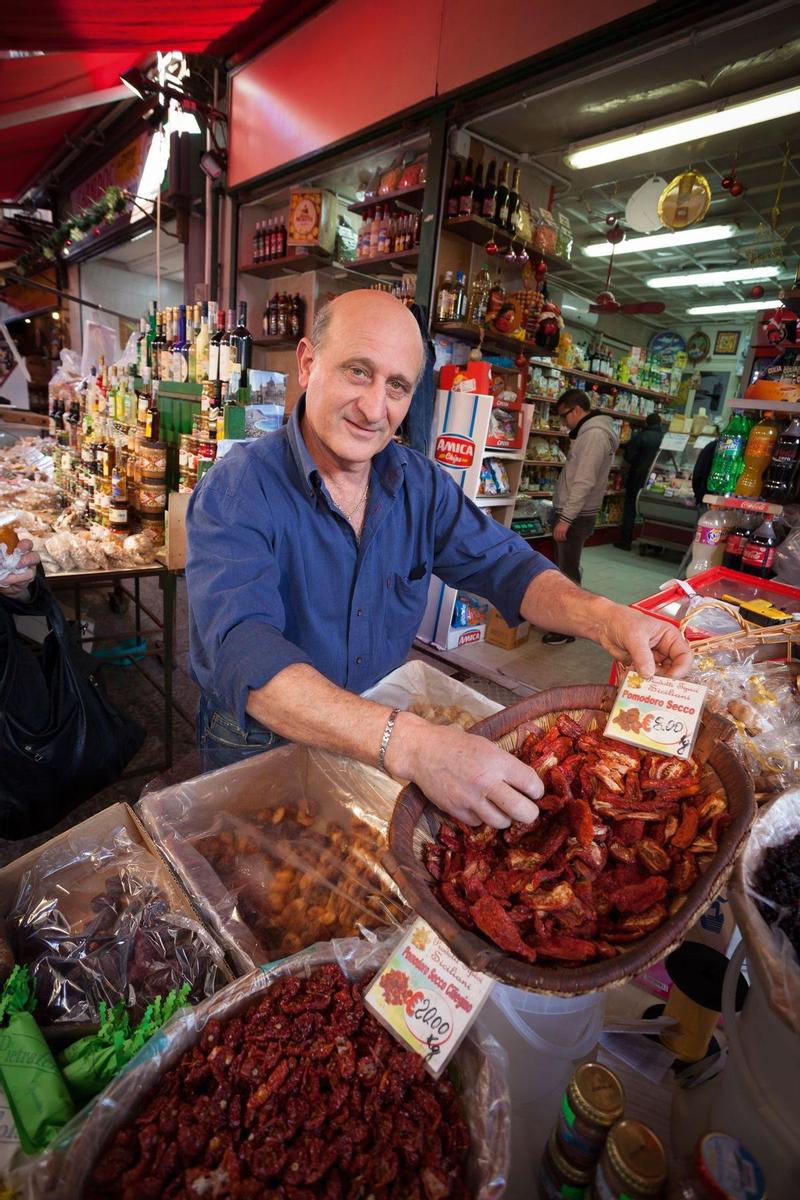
[0,967,75,1154]
[59,984,191,1103]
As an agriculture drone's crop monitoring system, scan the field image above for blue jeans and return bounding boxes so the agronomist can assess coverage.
[196,694,287,772]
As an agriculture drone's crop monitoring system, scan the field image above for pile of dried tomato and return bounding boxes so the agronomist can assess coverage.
[84,964,471,1200]
[424,715,729,966]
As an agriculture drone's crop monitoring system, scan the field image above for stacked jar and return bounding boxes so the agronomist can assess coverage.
[137,439,168,545]
[539,1064,625,1200]
[591,1119,667,1200]
[179,432,198,493]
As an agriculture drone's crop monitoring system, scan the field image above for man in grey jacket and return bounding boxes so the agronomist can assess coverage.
[544,388,619,645]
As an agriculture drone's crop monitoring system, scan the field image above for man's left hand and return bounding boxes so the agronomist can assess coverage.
[0,539,39,600]
[598,606,693,679]
[553,520,570,543]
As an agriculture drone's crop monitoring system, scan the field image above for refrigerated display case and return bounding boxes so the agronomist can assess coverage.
[637,430,715,553]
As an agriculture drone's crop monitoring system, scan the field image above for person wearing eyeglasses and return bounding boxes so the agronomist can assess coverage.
[544,388,619,645]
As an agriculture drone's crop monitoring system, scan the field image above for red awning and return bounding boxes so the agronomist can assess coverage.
[0,1,329,200]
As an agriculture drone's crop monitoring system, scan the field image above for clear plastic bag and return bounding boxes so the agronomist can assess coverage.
[773,527,800,587]
[361,659,502,726]
[5,825,227,1024]
[730,789,800,1036]
[688,651,800,797]
[17,932,510,1200]
[137,745,409,974]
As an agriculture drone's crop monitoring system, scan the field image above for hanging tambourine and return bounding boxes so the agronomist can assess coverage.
[625,176,668,233]
[658,171,711,230]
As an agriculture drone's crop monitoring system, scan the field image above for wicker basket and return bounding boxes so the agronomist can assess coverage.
[387,685,756,995]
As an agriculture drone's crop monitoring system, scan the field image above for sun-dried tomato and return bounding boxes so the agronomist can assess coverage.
[469,895,537,961]
[671,804,700,850]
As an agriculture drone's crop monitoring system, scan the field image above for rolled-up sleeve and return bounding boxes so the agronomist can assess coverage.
[185,459,312,724]
[431,469,557,626]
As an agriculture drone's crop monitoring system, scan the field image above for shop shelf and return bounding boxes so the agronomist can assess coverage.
[732,397,800,414]
[476,494,517,507]
[348,185,425,214]
[529,429,570,438]
[430,321,553,359]
[486,446,526,460]
[526,394,558,404]
[595,407,647,425]
[441,215,571,273]
[524,458,563,466]
[337,248,419,275]
[240,251,333,279]
[253,336,300,351]
[702,493,783,516]
[518,490,553,498]
[552,364,677,404]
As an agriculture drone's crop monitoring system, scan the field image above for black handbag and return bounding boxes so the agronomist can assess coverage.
[0,574,145,839]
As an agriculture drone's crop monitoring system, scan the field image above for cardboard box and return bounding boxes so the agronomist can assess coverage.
[484,608,530,650]
[287,187,337,254]
[445,622,486,649]
[166,491,189,571]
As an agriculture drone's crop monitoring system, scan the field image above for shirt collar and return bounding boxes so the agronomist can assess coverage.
[287,394,410,500]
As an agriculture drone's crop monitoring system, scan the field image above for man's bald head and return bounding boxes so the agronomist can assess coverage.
[310,290,425,389]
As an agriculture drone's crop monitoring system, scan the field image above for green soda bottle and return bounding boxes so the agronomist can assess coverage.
[706,412,752,495]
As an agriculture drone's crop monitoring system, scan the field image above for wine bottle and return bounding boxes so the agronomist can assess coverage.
[506,167,521,234]
[481,160,497,220]
[446,162,462,219]
[228,301,253,390]
[459,158,475,217]
[494,162,510,228]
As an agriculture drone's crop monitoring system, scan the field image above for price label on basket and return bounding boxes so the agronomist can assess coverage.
[605,670,707,759]
[364,918,494,1077]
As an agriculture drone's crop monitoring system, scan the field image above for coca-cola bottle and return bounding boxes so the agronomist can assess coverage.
[740,515,781,579]
[761,416,800,504]
[722,510,763,571]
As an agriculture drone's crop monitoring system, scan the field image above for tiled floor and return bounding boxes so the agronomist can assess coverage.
[424,544,683,694]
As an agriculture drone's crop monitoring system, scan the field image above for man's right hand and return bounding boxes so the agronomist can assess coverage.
[0,539,39,600]
[386,714,543,828]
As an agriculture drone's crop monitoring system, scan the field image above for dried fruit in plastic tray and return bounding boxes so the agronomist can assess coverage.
[423,713,729,967]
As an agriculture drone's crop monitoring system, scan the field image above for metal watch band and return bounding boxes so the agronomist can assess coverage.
[377,706,400,773]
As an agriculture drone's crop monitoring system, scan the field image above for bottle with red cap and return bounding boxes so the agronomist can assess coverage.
[740,514,781,579]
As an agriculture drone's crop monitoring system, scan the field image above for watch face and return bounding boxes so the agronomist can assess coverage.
[686,332,710,363]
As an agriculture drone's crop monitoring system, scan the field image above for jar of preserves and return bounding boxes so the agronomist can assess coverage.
[557,1063,625,1170]
[539,1132,594,1200]
[139,439,168,483]
[669,1134,766,1200]
[592,1120,666,1200]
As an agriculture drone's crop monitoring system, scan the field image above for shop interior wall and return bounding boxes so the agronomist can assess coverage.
[67,261,183,359]
[228,0,658,189]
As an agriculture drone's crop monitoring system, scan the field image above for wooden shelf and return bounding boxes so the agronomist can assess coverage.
[430,321,553,359]
[529,429,570,438]
[348,185,425,215]
[254,336,300,351]
[476,495,517,507]
[732,397,800,414]
[553,364,676,404]
[519,489,553,498]
[595,407,647,425]
[442,215,571,274]
[339,248,419,275]
[240,251,332,279]
[527,394,559,404]
[524,458,563,466]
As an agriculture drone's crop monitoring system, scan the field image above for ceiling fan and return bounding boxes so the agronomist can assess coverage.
[588,240,666,316]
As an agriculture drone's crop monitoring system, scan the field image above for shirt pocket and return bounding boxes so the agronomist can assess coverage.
[385,570,429,643]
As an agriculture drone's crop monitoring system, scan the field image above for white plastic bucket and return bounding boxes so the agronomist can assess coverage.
[480,983,605,1104]
[708,941,800,1198]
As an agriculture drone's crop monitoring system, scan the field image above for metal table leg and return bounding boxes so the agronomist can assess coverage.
[162,571,176,769]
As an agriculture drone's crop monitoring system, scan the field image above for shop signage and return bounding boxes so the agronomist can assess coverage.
[70,133,152,216]
[434,434,475,469]
[660,432,690,452]
[364,918,493,1077]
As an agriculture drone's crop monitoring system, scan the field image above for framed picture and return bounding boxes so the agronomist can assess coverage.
[714,330,741,355]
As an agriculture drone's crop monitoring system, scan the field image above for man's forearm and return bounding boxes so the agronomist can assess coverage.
[520,570,617,639]
[245,663,426,776]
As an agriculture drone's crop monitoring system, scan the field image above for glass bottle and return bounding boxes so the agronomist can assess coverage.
[706,412,751,495]
[436,270,455,323]
[467,265,492,325]
[446,161,462,219]
[592,1119,667,1200]
[458,157,475,217]
[506,166,522,234]
[481,159,497,221]
[208,306,226,385]
[451,270,468,322]
[735,415,780,497]
[195,301,210,383]
[494,161,510,228]
[228,301,253,390]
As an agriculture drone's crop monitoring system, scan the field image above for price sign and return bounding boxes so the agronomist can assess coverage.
[363,918,494,1077]
[660,432,690,452]
[605,670,708,759]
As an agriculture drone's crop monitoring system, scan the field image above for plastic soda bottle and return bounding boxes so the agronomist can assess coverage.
[706,412,751,495]
[686,508,729,578]
[722,509,763,570]
[761,416,800,504]
[735,416,780,497]
[740,515,781,578]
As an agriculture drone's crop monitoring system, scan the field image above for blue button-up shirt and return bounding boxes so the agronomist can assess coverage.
[186,399,556,725]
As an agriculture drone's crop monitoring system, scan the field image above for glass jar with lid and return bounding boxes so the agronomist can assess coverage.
[557,1063,625,1170]
[592,1119,667,1200]
[539,1131,594,1200]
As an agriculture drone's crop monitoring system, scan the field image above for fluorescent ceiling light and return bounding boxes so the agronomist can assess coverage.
[583,224,735,257]
[647,266,781,289]
[687,299,780,315]
[131,228,153,242]
[566,82,800,169]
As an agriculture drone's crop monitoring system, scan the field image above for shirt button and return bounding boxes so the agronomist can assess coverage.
[357,608,364,618]
[356,656,363,665]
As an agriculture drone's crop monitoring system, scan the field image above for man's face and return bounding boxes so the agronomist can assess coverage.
[557,403,584,432]
[297,297,423,468]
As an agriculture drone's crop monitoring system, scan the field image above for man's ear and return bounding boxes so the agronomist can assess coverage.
[296,337,314,387]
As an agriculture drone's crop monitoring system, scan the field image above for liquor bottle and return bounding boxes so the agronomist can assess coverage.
[411,213,421,247]
[277,215,287,258]
[735,415,780,497]
[159,310,171,381]
[481,160,497,221]
[761,416,800,503]
[194,301,210,383]
[253,221,262,265]
[218,309,237,385]
[706,412,751,494]
[290,294,304,339]
[740,515,781,578]
[494,162,510,228]
[436,270,455,322]
[267,291,279,337]
[472,162,485,218]
[369,207,383,258]
[451,270,468,322]
[378,209,392,256]
[174,304,189,381]
[506,166,522,234]
[136,317,148,380]
[446,161,462,219]
[458,158,475,217]
[145,391,160,441]
[187,304,200,383]
[227,301,253,390]
[208,306,226,384]
[722,510,763,570]
[357,211,370,259]
[467,265,491,324]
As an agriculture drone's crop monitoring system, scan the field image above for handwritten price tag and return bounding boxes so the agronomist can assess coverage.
[363,919,494,1077]
[605,670,707,759]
